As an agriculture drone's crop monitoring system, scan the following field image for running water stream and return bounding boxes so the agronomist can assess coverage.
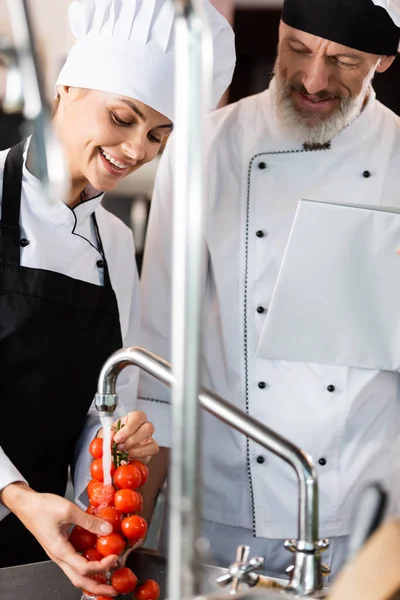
[100,414,113,485]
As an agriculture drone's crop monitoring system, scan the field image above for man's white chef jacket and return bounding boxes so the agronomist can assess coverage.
[0,141,140,520]
[138,85,400,540]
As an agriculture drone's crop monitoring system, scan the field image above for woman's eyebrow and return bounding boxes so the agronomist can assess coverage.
[117,98,173,129]
[117,98,146,121]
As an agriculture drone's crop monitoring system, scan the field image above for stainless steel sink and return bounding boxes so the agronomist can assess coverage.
[0,550,291,600]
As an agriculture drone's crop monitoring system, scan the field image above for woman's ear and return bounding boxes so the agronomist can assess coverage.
[56,85,71,99]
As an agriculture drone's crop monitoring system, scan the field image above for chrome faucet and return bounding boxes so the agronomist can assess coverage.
[95,346,329,596]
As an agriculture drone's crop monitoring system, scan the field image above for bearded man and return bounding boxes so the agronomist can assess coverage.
[138,0,400,579]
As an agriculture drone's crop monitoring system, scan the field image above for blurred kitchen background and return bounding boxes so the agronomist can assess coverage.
[2,0,400,275]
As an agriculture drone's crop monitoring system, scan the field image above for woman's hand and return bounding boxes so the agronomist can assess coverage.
[99,411,159,464]
[0,483,118,597]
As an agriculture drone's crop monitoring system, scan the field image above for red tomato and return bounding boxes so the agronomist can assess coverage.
[87,478,100,496]
[97,506,122,533]
[89,483,115,509]
[83,547,104,562]
[114,489,141,514]
[69,526,97,552]
[86,505,97,515]
[96,533,125,557]
[135,579,161,600]
[121,515,147,541]
[129,460,149,487]
[113,464,141,490]
[111,567,138,594]
[89,437,103,459]
[93,597,113,600]
[91,458,116,482]
[136,492,144,513]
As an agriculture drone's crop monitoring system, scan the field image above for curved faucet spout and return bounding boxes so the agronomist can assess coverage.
[95,346,325,595]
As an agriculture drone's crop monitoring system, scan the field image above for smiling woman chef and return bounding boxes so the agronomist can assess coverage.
[0,0,235,596]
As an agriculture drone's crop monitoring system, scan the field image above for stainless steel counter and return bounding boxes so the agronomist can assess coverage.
[0,551,223,600]
[0,550,290,600]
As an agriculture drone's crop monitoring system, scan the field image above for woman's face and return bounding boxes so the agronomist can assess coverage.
[54,87,173,192]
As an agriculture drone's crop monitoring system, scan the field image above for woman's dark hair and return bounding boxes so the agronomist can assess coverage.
[52,94,61,116]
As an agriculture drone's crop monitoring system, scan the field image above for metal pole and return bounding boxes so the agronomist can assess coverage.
[169,2,213,600]
[6,0,68,201]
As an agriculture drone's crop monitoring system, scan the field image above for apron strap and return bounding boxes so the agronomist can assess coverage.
[0,141,25,266]
[92,212,112,289]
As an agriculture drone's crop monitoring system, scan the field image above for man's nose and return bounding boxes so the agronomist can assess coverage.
[301,56,330,95]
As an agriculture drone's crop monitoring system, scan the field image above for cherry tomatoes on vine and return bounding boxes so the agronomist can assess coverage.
[83,547,104,562]
[135,579,161,600]
[91,458,116,482]
[97,506,122,533]
[111,567,138,593]
[89,437,103,459]
[114,489,141,514]
[69,526,97,552]
[121,515,147,541]
[88,482,115,509]
[130,460,149,486]
[113,464,141,490]
[96,533,125,557]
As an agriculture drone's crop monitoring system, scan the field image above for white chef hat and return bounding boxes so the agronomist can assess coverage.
[372,0,400,26]
[56,0,235,122]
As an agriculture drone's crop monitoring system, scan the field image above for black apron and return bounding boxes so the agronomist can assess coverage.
[0,141,123,567]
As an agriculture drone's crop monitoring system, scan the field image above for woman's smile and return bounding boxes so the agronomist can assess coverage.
[98,147,131,179]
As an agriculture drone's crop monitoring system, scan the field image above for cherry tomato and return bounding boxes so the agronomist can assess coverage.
[113,464,141,490]
[96,532,125,557]
[135,579,161,600]
[129,460,149,487]
[83,547,104,562]
[90,458,104,481]
[69,526,97,552]
[89,482,115,509]
[91,458,116,482]
[89,437,103,459]
[111,567,138,594]
[93,597,113,600]
[97,506,122,533]
[121,515,147,541]
[87,478,100,496]
[114,489,141,514]
[86,505,97,515]
[136,492,144,513]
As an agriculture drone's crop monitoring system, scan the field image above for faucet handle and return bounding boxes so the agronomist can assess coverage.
[284,539,298,553]
[318,539,330,554]
[321,564,331,576]
[284,538,330,554]
[216,545,264,594]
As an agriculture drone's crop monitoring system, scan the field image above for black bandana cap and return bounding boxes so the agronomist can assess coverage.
[282,0,400,55]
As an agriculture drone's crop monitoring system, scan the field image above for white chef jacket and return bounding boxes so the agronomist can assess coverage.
[0,140,140,520]
[138,85,400,540]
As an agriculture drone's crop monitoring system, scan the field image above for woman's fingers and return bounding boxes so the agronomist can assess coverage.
[113,411,148,445]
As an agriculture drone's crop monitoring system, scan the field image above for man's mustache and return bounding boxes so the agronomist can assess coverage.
[287,81,345,102]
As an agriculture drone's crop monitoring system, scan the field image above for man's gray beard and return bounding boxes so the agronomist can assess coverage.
[271,69,374,146]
